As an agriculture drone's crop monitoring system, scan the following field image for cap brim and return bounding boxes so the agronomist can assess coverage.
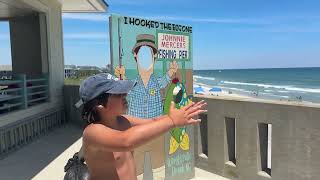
[75,79,136,109]
[107,80,136,94]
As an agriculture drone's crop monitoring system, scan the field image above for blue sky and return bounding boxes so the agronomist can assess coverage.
[1,0,320,70]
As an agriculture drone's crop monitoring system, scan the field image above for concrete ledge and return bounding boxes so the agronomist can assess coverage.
[193,96,320,180]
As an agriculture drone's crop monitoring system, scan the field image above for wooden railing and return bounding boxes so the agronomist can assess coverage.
[0,108,65,159]
[0,74,49,115]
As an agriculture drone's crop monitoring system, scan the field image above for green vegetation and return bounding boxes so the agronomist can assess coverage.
[75,70,100,78]
[64,70,102,85]
[64,78,83,85]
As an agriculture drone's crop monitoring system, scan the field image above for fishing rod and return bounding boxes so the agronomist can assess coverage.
[118,17,123,80]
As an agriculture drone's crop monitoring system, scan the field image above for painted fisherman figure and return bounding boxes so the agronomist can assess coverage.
[115,34,178,118]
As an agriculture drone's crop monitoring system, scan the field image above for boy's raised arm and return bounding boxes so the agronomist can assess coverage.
[83,100,206,152]
[121,115,167,126]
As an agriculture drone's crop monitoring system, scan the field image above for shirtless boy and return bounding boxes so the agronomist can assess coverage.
[76,73,207,180]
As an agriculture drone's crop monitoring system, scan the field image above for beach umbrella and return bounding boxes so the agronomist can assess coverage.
[194,86,205,94]
[209,87,222,92]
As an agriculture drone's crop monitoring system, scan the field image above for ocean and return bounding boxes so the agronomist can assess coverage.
[193,67,320,104]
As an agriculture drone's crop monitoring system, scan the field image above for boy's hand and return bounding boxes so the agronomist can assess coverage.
[114,65,126,80]
[167,61,179,78]
[168,100,207,127]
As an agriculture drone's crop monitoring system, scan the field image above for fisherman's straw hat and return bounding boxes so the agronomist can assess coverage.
[132,34,157,54]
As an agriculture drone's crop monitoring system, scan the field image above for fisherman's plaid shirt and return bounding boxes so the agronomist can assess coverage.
[127,73,171,118]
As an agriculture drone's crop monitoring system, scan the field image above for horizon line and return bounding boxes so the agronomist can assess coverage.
[194,66,320,71]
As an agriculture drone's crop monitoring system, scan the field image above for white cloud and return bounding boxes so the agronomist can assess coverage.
[107,0,147,6]
[64,33,109,40]
[144,15,272,25]
[62,13,109,21]
[235,26,320,33]
[63,11,320,26]
[64,41,109,48]
[266,27,320,33]
[62,13,270,25]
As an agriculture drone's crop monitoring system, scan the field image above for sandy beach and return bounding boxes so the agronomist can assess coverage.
[194,82,252,99]
[193,82,320,108]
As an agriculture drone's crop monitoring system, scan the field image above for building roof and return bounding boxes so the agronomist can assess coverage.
[76,65,101,70]
[64,65,77,69]
[61,0,108,13]
[0,65,12,71]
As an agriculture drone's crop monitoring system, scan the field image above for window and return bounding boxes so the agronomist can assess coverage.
[0,21,12,79]
[225,117,236,165]
[1,15,49,115]
[198,113,208,158]
[258,123,272,177]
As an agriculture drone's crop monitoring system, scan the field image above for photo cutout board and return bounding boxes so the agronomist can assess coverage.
[109,14,194,180]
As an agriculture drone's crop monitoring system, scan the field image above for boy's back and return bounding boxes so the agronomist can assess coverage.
[84,117,137,180]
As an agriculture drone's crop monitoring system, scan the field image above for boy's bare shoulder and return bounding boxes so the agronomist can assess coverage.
[82,121,133,152]
[83,124,111,142]
[84,123,107,133]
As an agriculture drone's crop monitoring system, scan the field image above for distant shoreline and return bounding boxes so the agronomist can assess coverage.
[193,66,320,71]
[193,82,320,107]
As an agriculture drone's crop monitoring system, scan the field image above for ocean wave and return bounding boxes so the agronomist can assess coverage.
[260,93,289,98]
[225,87,251,93]
[221,81,320,93]
[284,87,320,93]
[228,87,245,91]
[280,96,290,98]
[278,90,289,93]
[193,75,215,81]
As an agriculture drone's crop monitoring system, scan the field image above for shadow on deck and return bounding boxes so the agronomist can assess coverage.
[0,123,82,180]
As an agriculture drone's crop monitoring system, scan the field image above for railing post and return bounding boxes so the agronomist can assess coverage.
[19,74,27,109]
[12,74,27,109]
[44,73,49,102]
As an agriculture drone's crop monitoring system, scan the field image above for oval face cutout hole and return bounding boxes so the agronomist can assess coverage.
[137,46,153,70]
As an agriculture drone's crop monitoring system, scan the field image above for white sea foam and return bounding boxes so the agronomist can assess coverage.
[280,96,290,98]
[225,87,251,93]
[221,81,320,93]
[284,87,320,93]
[278,90,290,93]
[193,75,216,81]
[228,87,245,91]
[260,93,288,98]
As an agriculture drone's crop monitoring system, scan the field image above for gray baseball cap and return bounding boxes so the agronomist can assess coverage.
[75,73,136,108]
